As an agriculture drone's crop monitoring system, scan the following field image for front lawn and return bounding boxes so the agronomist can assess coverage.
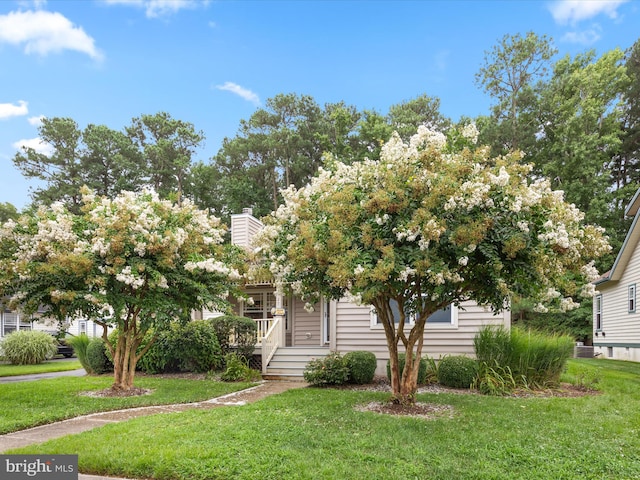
[0,375,254,434]
[10,358,640,479]
[0,360,82,377]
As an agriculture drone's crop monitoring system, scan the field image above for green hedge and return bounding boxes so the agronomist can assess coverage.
[137,321,223,374]
[344,351,377,384]
[437,355,478,389]
[86,338,113,374]
[210,315,257,361]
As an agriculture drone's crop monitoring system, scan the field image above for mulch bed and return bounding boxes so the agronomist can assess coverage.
[343,376,599,419]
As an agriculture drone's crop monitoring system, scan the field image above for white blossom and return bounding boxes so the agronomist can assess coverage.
[461,123,479,144]
[533,303,549,313]
[398,267,416,282]
[560,297,580,312]
[488,166,510,187]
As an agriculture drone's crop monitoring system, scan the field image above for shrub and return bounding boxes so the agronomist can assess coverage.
[303,351,349,386]
[437,355,479,389]
[0,330,58,365]
[137,329,170,374]
[138,321,223,374]
[210,315,257,361]
[386,353,432,385]
[344,351,377,384]
[86,338,113,374]
[474,325,574,389]
[67,334,94,374]
[220,353,261,382]
[172,320,223,373]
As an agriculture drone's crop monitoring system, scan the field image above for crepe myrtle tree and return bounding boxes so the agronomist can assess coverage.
[0,188,245,391]
[253,124,610,405]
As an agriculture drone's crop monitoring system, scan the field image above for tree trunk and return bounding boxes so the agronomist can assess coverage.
[384,331,421,405]
[383,315,427,405]
[110,325,143,391]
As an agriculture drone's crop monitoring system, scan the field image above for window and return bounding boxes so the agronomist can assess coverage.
[370,300,457,329]
[242,290,290,329]
[595,294,603,331]
[1,310,31,337]
[322,299,331,345]
[629,285,636,313]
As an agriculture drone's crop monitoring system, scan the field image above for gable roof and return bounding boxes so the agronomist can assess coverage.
[596,187,640,285]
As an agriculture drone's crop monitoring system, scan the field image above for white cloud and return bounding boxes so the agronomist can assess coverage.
[215,82,261,106]
[102,0,205,18]
[17,1,47,8]
[561,26,602,45]
[548,0,628,25]
[0,10,103,60]
[0,100,28,120]
[12,137,54,156]
[28,115,46,127]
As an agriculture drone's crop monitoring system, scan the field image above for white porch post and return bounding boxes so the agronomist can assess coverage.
[275,289,286,346]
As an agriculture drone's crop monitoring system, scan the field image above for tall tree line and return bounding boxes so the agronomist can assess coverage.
[476,33,640,340]
[12,112,203,213]
[6,34,640,341]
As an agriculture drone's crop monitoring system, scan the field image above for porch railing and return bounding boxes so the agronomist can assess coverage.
[254,318,273,345]
[261,317,282,374]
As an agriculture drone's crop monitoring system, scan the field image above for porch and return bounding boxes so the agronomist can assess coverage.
[254,316,329,380]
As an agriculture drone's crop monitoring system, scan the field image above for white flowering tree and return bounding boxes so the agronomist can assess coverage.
[253,124,610,404]
[0,188,243,391]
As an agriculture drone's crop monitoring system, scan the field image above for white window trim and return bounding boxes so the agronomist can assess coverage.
[426,305,459,330]
[595,294,603,331]
[629,284,636,314]
[370,304,458,330]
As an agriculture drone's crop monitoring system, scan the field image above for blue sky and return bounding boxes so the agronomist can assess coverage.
[0,0,638,210]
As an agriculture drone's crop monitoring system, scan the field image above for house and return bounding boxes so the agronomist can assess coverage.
[0,306,33,337]
[593,187,640,362]
[201,209,511,379]
[0,303,103,340]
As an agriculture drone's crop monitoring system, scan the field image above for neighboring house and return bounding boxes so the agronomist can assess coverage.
[0,305,34,337]
[593,188,640,362]
[0,303,104,340]
[202,209,511,379]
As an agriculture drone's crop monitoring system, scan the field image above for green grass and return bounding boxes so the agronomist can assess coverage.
[0,375,254,434]
[9,358,640,479]
[0,359,82,377]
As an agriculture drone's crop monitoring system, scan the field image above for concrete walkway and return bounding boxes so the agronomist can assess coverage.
[0,372,307,480]
[0,368,87,383]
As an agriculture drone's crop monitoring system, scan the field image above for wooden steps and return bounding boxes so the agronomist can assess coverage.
[262,347,329,381]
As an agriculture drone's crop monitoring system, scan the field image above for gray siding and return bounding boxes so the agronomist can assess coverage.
[230,213,264,248]
[334,300,509,374]
[595,237,640,348]
[291,298,322,346]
